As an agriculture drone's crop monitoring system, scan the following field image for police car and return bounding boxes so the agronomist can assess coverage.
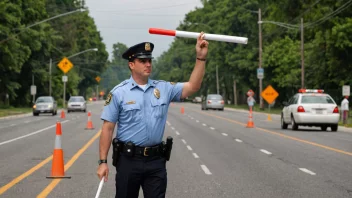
[281,89,340,131]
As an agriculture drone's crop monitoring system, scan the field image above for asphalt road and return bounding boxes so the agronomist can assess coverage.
[0,101,351,198]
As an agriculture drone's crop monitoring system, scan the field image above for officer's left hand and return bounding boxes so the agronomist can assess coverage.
[196,32,209,59]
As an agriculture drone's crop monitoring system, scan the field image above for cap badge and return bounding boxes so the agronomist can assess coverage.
[145,43,151,51]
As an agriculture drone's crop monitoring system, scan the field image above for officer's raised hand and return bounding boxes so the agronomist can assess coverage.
[196,32,209,60]
[97,162,109,182]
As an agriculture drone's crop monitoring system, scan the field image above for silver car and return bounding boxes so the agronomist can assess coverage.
[67,96,86,113]
[201,94,224,111]
[33,96,57,116]
[193,96,202,103]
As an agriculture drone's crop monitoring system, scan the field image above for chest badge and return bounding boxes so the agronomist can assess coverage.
[153,88,160,99]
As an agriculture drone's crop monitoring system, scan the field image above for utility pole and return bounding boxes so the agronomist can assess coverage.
[32,75,35,104]
[63,80,66,108]
[301,18,304,89]
[258,8,264,110]
[96,85,98,99]
[233,80,237,106]
[49,58,52,96]
[216,65,219,95]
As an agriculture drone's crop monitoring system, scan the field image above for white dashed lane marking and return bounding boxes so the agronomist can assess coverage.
[222,133,228,136]
[210,127,215,130]
[260,149,272,155]
[0,120,70,146]
[235,139,243,143]
[201,165,212,175]
[192,153,199,158]
[299,168,316,175]
[167,122,212,176]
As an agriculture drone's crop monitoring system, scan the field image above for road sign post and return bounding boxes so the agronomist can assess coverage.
[62,76,68,108]
[30,85,36,104]
[58,57,73,109]
[95,76,101,100]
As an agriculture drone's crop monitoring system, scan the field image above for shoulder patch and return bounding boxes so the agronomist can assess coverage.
[105,93,113,106]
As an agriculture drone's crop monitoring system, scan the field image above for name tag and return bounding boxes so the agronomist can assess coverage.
[126,101,136,105]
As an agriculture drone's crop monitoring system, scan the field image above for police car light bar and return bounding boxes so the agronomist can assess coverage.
[148,28,248,44]
[298,89,324,93]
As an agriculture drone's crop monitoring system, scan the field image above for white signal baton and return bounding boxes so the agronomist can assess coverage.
[149,28,248,44]
[95,177,105,198]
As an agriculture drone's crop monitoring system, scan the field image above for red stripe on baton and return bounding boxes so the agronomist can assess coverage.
[149,28,176,36]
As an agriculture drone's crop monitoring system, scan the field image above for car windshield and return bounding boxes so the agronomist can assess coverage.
[36,97,52,103]
[69,97,84,102]
[301,95,335,104]
[208,95,222,100]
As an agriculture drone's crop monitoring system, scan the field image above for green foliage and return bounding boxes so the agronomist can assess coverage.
[0,0,108,107]
[101,42,130,93]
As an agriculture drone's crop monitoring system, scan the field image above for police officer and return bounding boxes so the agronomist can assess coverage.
[97,32,209,198]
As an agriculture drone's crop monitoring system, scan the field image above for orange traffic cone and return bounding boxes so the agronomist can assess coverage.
[60,110,65,119]
[46,122,71,179]
[85,111,95,130]
[246,106,255,128]
[180,106,185,114]
[267,114,272,121]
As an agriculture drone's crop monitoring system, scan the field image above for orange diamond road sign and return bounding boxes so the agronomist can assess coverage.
[261,85,279,104]
[57,57,73,74]
[95,76,101,83]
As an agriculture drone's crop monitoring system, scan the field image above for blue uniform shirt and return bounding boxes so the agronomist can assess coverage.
[101,76,184,146]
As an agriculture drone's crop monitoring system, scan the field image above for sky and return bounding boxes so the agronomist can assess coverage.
[84,0,203,60]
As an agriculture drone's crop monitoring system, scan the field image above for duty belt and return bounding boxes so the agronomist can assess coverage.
[121,143,164,157]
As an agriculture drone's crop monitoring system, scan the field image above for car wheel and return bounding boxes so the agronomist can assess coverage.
[321,126,327,131]
[220,108,224,111]
[281,114,288,129]
[84,109,86,113]
[33,113,39,116]
[331,124,338,132]
[67,110,70,113]
[52,111,55,116]
[291,115,298,130]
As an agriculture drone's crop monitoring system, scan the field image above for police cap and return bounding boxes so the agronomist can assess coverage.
[122,42,154,61]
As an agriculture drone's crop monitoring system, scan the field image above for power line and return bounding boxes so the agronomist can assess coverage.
[263,0,323,38]
[304,0,352,28]
[89,2,197,13]
[263,0,352,38]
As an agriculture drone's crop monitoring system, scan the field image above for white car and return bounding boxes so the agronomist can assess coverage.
[281,89,340,131]
[67,96,87,113]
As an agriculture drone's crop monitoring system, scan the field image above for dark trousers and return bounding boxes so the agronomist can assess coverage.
[115,154,167,198]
